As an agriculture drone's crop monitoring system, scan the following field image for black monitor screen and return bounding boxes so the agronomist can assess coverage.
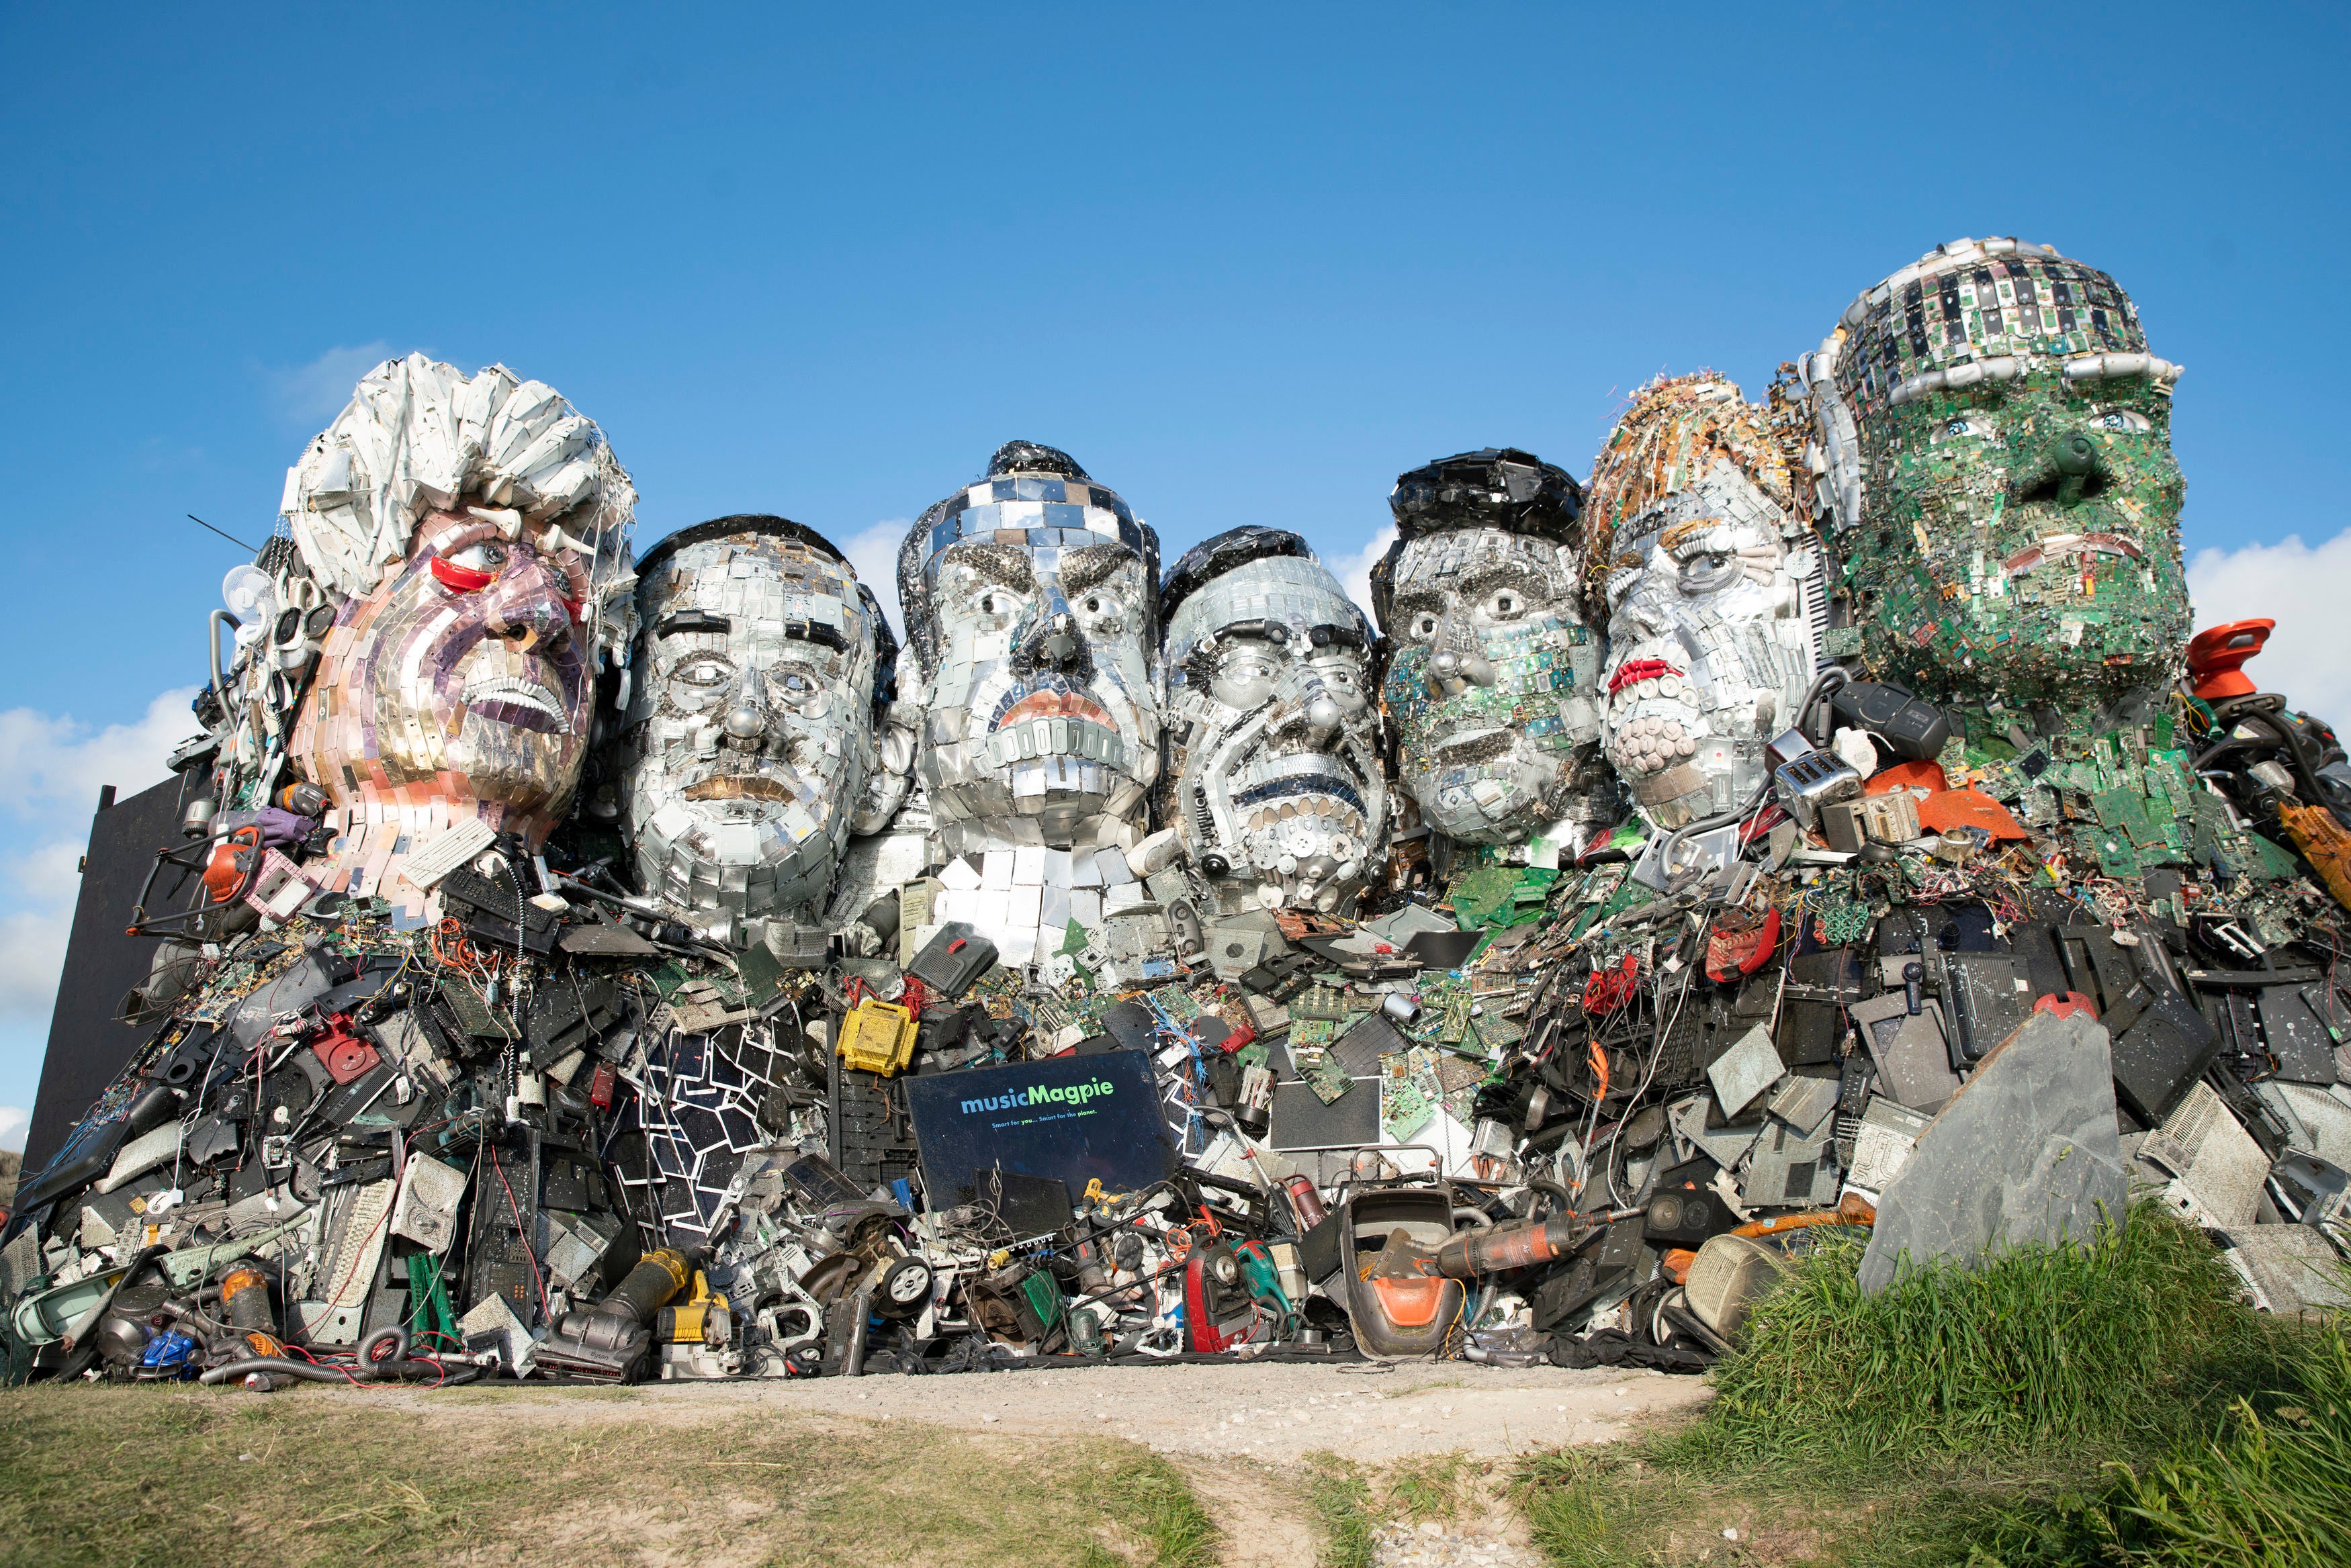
[902,1049,1178,1209]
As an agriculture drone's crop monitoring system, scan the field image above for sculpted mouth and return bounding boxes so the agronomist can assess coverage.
[2002,532,2145,582]
[463,674,570,734]
[996,689,1112,731]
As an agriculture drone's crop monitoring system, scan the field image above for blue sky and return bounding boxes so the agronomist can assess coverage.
[1,2,2346,1142]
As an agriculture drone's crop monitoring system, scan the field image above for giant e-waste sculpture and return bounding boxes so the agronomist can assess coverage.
[10,247,2351,1401]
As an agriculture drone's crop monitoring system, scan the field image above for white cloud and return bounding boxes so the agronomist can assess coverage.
[2188,526,2351,735]
[1335,524,1399,627]
[842,519,910,640]
[0,689,197,1029]
[267,340,400,426]
[0,1105,25,1152]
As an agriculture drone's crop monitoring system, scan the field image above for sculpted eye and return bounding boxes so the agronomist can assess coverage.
[675,659,729,689]
[430,536,511,590]
[2088,409,2150,434]
[1677,551,1737,592]
[1487,590,1525,620]
[1409,612,1440,641]
[1937,415,1992,440]
[973,590,1023,618]
[1075,588,1126,631]
[445,540,507,571]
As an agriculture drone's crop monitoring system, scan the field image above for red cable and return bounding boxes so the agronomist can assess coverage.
[490,1144,553,1324]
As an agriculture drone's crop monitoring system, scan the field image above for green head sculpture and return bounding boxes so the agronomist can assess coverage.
[1801,237,2189,733]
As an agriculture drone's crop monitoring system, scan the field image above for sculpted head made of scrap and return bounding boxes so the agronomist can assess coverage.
[1586,375,1826,828]
[1804,237,2189,727]
[284,355,633,860]
[1372,449,1606,845]
[898,441,1161,854]
[616,517,913,921]
[1159,528,1386,914]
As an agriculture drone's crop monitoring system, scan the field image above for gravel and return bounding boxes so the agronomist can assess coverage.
[625,1358,1712,1464]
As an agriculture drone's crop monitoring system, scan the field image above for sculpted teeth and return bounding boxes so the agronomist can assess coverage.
[2002,532,2145,580]
[465,674,568,727]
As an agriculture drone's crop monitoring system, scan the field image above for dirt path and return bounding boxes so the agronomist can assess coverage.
[347,1359,1712,1465]
[1178,1457,1327,1567]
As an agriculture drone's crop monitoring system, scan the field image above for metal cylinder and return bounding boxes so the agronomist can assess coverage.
[1434,1211,1589,1279]
[594,1248,694,1326]
[220,1264,275,1336]
[1280,1174,1327,1232]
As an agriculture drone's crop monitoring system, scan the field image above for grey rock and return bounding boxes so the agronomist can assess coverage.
[1858,1011,2127,1294]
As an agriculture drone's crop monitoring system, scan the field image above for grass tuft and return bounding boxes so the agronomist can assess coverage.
[1511,1203,2346,1567]
[1096,1453,1219,1568]
[0,1386,1223,1568]
[1513,1450,1651,1568]
[1970,1320,2351,1568]
[1378,1452,1466,1523]
[1301,1453,1378,1568]
[1676,1201,2283,1467]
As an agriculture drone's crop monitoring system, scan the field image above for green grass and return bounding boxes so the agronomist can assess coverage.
[1510,1203,2345,1567]
[1092,1454,1221,1568]
[1969,1321,2351,1568]
[1378,1451,1466,1523]
[0,1383,1220,1567]
[1300,1454,1377,1568]
[1681,1201,2280,1466]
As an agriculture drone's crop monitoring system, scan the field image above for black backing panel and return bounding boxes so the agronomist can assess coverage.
[24,774,197,1173]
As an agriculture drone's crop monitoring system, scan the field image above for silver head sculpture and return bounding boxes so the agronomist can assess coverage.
[1584,374,1826,828]
[1371,449,1609,847]
[278,354,633,911]
[1159,528,1386,914]
[615,516,913,920]
[897,441,1161,856]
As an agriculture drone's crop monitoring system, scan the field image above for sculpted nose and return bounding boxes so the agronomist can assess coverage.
[721,699,768,749]
[1020,590,1085,670]
[1423,647,1495,700]
[2050,432,2110,507]
[482,552,573,652]
[1425,651,1467,700]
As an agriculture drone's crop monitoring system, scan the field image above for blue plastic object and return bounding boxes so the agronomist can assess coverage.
[137,1329,198,1380]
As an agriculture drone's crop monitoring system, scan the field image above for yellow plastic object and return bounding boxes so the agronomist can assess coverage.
[658,1271,731,1344]
[836,998,918,1076]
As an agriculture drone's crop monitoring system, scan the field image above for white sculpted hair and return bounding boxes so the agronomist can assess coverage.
[279,353,635,602]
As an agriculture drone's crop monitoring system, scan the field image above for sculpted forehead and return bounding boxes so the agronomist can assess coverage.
[640,535,866,639]
[1389,528,1574,596]
[1167,556,1362,654]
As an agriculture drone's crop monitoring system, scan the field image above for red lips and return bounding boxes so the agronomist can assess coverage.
[997,689,1113,730]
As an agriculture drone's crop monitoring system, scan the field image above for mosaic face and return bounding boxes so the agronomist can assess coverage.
[1805,238,2189,724]
[1378,523,1603,845]
[277,357,632,908]
[296,505,594,847]
[898,443,1161,854]
[1587,376,1822,827]
[617,518,901,919]
[1160,529,1386,913]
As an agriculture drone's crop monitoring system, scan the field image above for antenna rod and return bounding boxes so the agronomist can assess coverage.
[187,514,257,553]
